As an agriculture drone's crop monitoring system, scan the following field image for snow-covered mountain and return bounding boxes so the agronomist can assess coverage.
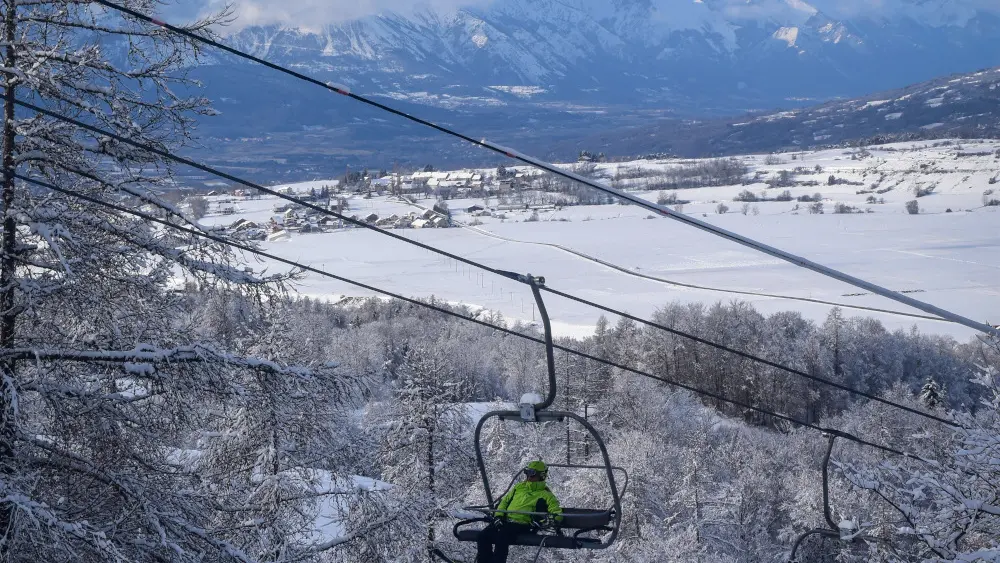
[178,1,1000,182]
[213,0,1000,111]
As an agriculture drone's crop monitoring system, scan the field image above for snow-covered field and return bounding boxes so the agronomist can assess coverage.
[200,140,1000,341]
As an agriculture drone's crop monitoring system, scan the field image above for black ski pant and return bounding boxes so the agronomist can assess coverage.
[476,522,532,563]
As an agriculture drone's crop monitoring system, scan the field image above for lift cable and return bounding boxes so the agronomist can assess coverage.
[10,98,490,280]
[9,96,960,430]
[15,171,916,459]
[86,0,1000,339]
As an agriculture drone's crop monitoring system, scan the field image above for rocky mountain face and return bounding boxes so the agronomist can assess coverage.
[212,0,1000,112]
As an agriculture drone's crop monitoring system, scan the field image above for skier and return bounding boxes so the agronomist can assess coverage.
[477,460,563,563]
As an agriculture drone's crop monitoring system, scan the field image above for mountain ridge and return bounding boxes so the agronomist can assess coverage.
[565,66,1000,158]
[172,1,1000,182]
[209,0,1000,112]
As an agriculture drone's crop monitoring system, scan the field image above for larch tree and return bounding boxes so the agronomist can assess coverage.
[195,297,366,561]
[365,346,474,560]
[0,1,360,560]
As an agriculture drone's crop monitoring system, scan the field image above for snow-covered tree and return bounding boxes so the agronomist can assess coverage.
[194,297,367,561]
[363,347,474,560]
[0,2,369,560]
[841,339,1000,561]
[920,377,946,410]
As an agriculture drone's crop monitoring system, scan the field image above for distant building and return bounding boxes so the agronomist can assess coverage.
[230,219,261,234]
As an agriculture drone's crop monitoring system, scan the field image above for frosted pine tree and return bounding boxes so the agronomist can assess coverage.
[919,377,946,410]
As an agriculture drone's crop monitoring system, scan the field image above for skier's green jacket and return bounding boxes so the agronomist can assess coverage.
[495,481,563,525]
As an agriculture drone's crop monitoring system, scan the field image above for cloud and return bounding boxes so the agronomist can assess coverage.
[164,0,1000,32]
[166,0,492,31]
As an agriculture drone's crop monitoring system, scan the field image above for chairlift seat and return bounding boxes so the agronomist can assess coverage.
[455,528,602,549]
[454,508,613,549]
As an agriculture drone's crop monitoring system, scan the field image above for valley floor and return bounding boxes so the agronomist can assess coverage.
[201,140,1000,340]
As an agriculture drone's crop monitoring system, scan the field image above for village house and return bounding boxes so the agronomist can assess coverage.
[229,218,255,231]
[401,169,487,197]
[375,215,399,228]
[370,177,393,191]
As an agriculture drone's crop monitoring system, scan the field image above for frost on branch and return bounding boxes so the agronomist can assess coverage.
[0,1,366,561]
[841,338,1000,561]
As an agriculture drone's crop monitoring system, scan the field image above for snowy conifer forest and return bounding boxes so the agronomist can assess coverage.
[1,1,999,562]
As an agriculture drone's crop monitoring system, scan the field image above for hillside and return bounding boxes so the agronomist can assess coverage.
[186,64,1000,183]
[586,67,1000,157]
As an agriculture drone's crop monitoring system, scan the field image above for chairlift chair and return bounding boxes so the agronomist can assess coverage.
[453,412,628,550]
[448,274,626,552]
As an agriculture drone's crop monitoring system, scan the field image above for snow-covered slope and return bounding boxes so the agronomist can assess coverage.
[212,0,1000,112]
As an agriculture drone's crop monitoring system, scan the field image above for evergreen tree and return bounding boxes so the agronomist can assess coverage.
[919,377,946,409]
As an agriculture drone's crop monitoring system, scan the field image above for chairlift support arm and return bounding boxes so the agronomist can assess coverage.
[822,434,838,530]
[497,270,557,411]
[789,433,882,562]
